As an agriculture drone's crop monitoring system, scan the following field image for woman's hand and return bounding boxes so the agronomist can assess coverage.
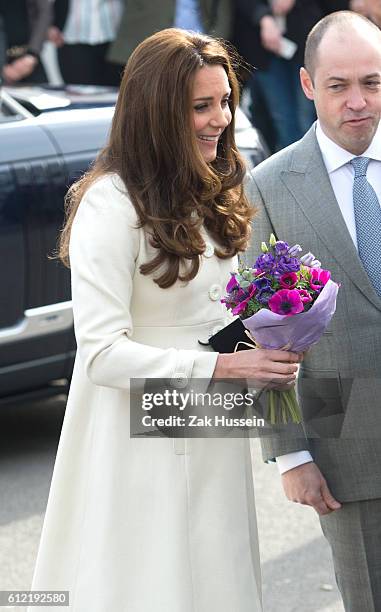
[213,348,302,386]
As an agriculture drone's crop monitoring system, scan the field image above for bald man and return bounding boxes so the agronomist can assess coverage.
[247,11,381,611]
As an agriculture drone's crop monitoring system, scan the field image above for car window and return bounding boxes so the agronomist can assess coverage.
[0,91,28,124]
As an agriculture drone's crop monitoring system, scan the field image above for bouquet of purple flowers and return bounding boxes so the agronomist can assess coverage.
[215,234,340,424]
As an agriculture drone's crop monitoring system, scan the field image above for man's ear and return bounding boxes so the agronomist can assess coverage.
[300,67,314,100]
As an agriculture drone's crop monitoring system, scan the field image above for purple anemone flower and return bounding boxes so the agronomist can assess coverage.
[268,289,304,316]
[279,272,298,289]
[254,276,271,290]
[257,286,275,305]
[274,241,289,256]
[310,268,331,291]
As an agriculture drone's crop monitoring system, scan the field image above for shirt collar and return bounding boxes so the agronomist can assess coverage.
[315,120,381,173]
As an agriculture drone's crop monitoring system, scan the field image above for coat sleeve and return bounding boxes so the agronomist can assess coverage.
[235,0,272,26]
[52,0,69,30]
[69,176,219,389]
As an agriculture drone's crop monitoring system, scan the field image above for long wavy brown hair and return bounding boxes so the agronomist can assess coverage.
[58,28,254,288]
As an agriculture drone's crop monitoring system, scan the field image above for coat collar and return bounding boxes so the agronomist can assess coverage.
[280,125,381,311]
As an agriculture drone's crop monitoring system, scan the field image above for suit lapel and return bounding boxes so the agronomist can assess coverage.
[281,127,381,311]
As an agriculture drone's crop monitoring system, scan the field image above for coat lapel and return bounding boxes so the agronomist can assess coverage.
[281,127,381,311]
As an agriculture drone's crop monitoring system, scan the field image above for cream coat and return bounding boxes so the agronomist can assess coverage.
[28,175,262,612]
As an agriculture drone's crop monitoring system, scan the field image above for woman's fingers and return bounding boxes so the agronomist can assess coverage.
[265,350,302,363]
[259,371,297,382]
[263,360,298,375]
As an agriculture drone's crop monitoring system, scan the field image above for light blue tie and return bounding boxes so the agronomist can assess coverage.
[351,156,381,297]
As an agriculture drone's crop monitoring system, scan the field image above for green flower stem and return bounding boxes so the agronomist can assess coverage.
[268,390,275,423]
[267,387,302,424]
[282,387,302,423]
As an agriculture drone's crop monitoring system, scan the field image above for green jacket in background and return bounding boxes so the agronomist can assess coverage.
[107,0,232,65]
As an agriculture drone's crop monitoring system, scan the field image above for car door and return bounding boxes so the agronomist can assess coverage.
[39,106,114,379]
[0,107,70,397]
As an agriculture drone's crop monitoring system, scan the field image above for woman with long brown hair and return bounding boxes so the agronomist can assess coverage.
[28,28,300,611]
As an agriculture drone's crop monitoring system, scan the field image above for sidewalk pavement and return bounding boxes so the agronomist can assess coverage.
[251,438,344,611]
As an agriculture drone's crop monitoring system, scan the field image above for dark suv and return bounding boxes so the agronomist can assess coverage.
[0,85,267,403]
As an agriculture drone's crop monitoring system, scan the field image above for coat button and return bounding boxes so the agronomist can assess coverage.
[208,284,221,301]
[170,373,188,388]
[203,243,214,258]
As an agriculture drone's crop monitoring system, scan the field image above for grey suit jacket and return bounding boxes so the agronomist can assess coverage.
[245,125,381,502]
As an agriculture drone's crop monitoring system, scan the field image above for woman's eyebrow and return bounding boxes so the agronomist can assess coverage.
[193,90,231,101]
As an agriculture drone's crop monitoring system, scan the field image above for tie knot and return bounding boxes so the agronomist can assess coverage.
[351,156,370,177]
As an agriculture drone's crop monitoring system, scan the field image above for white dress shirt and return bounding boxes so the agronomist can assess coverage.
[277,120,381,474]
[174,0,204,32]
[63,0,123,45]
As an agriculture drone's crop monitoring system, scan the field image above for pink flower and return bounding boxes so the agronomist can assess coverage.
[231,283,257,316]
[226,274,239,293]
[310,268,331,291]
[297,289,313,304]
[231,300,249,315]
[268,289,304,316]
[279,272,298,289]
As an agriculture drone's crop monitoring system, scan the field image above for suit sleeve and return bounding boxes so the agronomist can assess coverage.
[242,171,275,267]
[53,0,69,31]
[27,0,52,56]
[245,171,312,462]
[235,0,272,26]
[316,0,349,14]
[69,177,218,389]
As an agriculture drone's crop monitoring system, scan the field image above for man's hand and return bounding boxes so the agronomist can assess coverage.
[349,0,369,16]
[271,0,296,15]
[2,55,37,83]
[281,462,342,515]
[260,16,282,55]
[366,0,381,26]
[48,26,65,47]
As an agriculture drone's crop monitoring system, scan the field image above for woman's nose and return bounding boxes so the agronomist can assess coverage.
[210,106,231,128]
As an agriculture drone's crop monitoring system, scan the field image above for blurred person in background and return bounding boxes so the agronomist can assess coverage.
[107,0,231,67]
[0,14,5,78]
[350,0,369,14]
[233,0,348,151]
[367,0,381,25]
[0,0,51,84]
[49,0,124,86]
[350,0,381,25]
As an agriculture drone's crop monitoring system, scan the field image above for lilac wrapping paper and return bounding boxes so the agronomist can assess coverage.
[242,280,339,353]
